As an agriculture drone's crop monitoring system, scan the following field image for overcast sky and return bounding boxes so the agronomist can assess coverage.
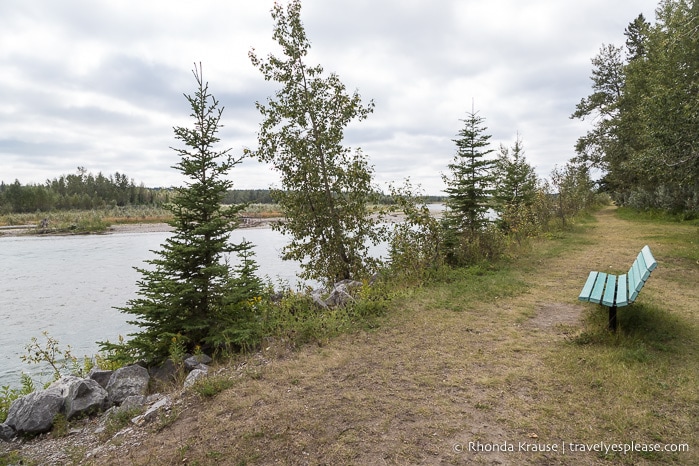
[1,0,659,195]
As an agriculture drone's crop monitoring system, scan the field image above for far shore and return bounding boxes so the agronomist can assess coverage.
[0,209,422,238]
[0,217,283,238]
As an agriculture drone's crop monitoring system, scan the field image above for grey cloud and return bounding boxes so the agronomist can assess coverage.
[0,0,660,192]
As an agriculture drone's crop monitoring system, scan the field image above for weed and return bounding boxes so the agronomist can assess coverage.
[206,450,224,459]
[154,406,181,432]
[191,375,235,398]
[0,451,34,466]
[0,373,35,423]
[100,406,143,440]
[20,331,77,382]
[51,413,69,438]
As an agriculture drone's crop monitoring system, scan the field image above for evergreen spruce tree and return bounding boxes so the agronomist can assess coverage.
[102,64,260,364]
[493,136,538,214]
[442,108,495,239]
[492,135,539,235]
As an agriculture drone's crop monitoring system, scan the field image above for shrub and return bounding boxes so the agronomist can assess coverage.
[0,374,35,423]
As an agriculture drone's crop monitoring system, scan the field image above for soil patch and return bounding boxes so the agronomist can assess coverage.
[529,302,585,330]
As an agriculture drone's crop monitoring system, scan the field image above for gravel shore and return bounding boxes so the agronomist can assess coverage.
[0,218,281,238]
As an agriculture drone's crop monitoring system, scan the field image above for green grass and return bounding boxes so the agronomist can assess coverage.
[190,374,236,398]
[99,406,144,441]
[0,451,35,466]
[616,206,699,225]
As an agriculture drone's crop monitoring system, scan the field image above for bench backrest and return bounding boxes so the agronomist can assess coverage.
[627,245,657,302]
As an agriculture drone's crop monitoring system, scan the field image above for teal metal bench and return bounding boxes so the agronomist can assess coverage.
[578,245,657,330]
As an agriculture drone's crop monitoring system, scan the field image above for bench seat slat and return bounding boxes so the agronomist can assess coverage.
[629,284,640,302]
[641,245,657,271]
[578,271,599,302]
[602,274,617,307]
[590,272,607,304]
[616,274,629,307]
[637,251,651,281]
[627,263,638,291]
[631,260,644,292]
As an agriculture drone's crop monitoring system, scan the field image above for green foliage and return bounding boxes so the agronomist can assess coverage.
[572,3,699,215]
[492,135,539,234]
[250,0,382,287]
[211,242,266,353]
[95,335,137,370]
[101,64,261,365]
[20,331,81,382]
[550,161,597,228]
[0,373,35,423]
[256,282,389,349]
[0,167,169,214]
[385,180,444,284]
[442,107,496,244]
[52,413,69,438]
[441,224,508,266]
[190,374,235,398]
[440,107,507,267]
[0,451,31,466]
[615,206,699,225]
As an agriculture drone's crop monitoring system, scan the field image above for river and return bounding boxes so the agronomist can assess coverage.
[0,227,301,387]
[0,206,448,388]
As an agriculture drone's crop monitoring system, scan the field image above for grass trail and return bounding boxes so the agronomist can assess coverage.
[84,207,699,465]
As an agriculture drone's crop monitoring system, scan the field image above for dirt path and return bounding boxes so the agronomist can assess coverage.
[8,207,696,465]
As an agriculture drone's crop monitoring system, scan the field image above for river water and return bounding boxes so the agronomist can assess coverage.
[0,206,447,388]
[0,227,301,387]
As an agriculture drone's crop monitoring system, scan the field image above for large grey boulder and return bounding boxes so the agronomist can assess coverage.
[313,280,363,307]
[183,366,209,389]
[149,358,178,383]
[46,375,108,420]
[63,378,108,420]
[184,354,212,371]
[106,365,150,405]
[0,422,15,441]
[88,367,114,389]
[5,387,64,434]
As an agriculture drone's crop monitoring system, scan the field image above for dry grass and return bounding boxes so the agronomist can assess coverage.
[11,206,699,465]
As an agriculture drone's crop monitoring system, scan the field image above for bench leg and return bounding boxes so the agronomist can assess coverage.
[608,305,618,331]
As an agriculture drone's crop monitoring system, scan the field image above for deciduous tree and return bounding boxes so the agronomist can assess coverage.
[249,0,381,286]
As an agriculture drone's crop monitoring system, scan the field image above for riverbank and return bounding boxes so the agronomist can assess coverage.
[3,206,697,464]
[0,211,410,237]
[0,217,282,237]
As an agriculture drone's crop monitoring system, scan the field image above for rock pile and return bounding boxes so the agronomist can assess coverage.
[0,354,212,441]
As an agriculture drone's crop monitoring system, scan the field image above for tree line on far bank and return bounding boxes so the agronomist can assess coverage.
[0,169,169,214]
[0,173,445,215]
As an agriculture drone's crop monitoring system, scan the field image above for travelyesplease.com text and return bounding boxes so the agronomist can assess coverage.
[453,441,689,455]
